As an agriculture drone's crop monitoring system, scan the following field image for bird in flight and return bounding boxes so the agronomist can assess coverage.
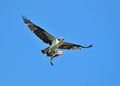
[22,16,92,66]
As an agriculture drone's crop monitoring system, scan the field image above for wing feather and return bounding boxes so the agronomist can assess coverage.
[22,16,55,45]
[59,42,92,50]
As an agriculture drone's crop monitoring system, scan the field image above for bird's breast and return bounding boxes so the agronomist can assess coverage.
[50,39,61,49]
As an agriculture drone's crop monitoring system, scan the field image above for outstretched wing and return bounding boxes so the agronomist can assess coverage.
[22,16,56,45]
[59,42,92,50]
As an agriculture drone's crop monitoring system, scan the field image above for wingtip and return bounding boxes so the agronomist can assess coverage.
[81,44,93,48]
[21,15,31,24]
[21,15,26,22]
[21,15,26,20]
[88,44,93,48]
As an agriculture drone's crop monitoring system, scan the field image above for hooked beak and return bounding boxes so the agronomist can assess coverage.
[61,38,64,40]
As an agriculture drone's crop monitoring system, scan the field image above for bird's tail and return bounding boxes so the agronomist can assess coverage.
[41,47,49,54]
[81,44,93,48]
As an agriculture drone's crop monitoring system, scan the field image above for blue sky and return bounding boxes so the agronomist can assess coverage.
[0,0,120,86]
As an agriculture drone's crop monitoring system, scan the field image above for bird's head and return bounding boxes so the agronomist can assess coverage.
[58,37,64,41]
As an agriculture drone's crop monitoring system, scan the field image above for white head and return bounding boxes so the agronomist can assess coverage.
[58,37,64,41]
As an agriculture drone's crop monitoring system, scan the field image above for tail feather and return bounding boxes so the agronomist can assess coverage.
[41,47,49,54]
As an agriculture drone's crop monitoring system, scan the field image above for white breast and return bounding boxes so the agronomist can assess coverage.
[48,39,63,53]
[48,39,60,52]
[52,39,59,46]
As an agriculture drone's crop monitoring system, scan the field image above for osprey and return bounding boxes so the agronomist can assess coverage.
[22,16,92,66]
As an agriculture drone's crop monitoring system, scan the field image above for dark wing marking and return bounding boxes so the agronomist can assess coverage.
[22,16,56,45]
[59,42,92,50]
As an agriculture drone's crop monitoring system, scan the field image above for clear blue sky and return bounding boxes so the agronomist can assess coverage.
[0,0,120,86]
